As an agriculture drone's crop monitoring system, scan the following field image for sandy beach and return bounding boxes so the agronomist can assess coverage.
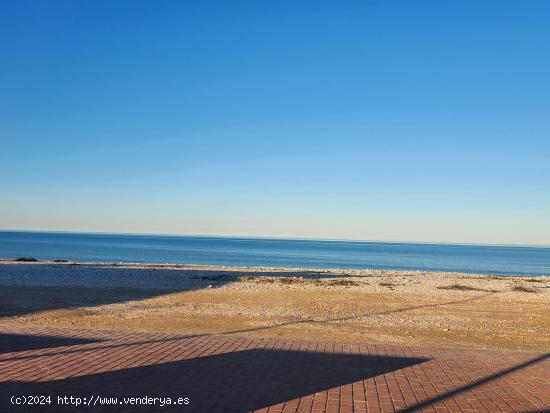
[1,260,548,352]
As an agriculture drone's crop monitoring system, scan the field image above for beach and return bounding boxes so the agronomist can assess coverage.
[1,260,548,352]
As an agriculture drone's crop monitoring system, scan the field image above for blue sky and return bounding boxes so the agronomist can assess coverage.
[1,1,549,245]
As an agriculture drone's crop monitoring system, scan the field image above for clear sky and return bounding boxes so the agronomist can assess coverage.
[1,1,549,245]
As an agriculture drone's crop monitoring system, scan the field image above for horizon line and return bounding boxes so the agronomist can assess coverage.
[1,228,549,249]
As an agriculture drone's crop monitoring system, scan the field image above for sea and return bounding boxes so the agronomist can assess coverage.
[0,231,549,276]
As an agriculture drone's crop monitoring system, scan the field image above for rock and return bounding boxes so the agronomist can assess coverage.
[14,257,39,262]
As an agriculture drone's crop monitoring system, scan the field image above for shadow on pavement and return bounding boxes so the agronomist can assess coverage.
[1,347,427,412]
[0,333,103,354]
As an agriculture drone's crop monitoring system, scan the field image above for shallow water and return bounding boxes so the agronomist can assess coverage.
[1,231,549,276]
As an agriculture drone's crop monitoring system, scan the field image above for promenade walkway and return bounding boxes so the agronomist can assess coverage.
[0,326,548,412]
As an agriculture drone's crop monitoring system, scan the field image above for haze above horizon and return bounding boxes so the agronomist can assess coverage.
[1,1,549,245]
[1,229,550,249]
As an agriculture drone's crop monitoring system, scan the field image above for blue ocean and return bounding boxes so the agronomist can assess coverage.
[0,231,549,276]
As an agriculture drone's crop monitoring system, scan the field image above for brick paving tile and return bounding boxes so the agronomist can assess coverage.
[0,326,548,413]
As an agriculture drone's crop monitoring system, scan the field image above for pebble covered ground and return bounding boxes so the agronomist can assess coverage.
[1,260,548,352]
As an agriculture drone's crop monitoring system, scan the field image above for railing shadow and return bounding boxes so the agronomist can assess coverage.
[214,291,497,336]
[398,352,550,412]
[0,292,496,363]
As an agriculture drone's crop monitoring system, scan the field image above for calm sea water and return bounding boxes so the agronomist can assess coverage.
[0,231,549,276]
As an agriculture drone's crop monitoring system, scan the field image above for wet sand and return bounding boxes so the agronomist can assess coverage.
[1,260,549,352]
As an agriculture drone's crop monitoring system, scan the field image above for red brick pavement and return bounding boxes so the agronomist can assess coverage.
[0,326,548,413]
